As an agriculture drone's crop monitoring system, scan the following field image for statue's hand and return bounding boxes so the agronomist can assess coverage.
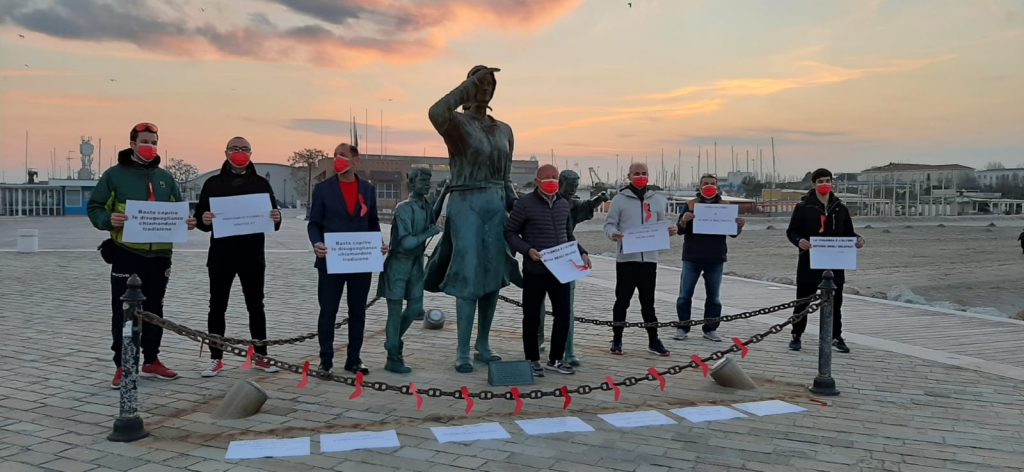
[593,192,609,204]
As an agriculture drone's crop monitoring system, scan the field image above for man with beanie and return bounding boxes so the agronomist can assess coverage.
[88,122,196,388]
[193,136,282,377]
[604,162,678,356]
[786,168,865,353]
[673,174,744,342]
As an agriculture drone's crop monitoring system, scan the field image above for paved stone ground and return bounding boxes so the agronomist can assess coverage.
[1,215,1023,471]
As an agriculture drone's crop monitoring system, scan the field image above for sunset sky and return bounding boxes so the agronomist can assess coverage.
[1,0,1022,185]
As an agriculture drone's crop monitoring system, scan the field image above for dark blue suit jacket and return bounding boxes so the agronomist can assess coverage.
[307,174,381,269]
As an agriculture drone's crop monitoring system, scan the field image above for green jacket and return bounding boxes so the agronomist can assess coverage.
[88,148,183,257]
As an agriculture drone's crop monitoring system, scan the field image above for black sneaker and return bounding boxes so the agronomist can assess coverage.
[609,340,623,355]
[316,365,333,377]
[832,337,850,353]
[647,339,670,357]
[530,361,545,377]
[545,360,575,375]
[789,335,801,351]
[345,364,370,375]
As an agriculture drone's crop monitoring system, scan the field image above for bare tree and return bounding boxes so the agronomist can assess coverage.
[164,158,199,199]
[288,148,329,207]
[984,161,1006,170]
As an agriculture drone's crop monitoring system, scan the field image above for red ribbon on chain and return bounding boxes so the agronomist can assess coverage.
[296,361,310,390]
[691,355,710,378]
[647,368,667,391]
[410,383,423,411]
[605,376,622,402]
[461,386,475,416]
[241,345,254,370]
[511,387,524,416]
[561,386,572,411]
[731,337,749,358]
[349,371,364,401]
[810,398,829,407]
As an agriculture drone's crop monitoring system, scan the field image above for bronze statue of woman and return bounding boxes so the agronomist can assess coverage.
[424,65,522,373]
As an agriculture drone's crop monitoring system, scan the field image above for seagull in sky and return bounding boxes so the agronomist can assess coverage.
[18,33,25,38]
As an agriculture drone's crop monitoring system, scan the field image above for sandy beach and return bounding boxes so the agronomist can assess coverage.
[574,214,1024,319]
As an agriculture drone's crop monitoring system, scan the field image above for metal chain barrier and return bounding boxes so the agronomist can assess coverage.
[134,298,820,402]
[498,293,819,329]
[202,296,380,347]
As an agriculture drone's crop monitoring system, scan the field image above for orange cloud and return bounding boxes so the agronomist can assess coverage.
[2,91,126,108]
[521,100,723,139]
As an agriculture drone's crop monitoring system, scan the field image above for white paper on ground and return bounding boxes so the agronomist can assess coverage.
[515,416,595,435]
[430,422,511,443]
[670,406,748,423]
[732,400,807,416]
[225,437,310,460]
[320,430,400,452]
[598,410,677,428]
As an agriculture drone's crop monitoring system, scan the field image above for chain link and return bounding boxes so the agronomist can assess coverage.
[198,296,380,347]
[133,297,820,403]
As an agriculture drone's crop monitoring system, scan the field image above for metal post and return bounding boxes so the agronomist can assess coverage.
[108,274,149,442]
[809,270,839,396]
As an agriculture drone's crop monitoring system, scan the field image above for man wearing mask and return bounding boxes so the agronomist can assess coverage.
[604,163,677,356]
[308,143,386,375]
[505,164,592,376]
[88,122,197,388]
[674,174,744,342]
[193,137,283,377]
[786,168,864,353]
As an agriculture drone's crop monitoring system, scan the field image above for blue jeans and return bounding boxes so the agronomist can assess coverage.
[675,261,723,334]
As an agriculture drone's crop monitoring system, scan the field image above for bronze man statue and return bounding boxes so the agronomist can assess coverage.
[379,168,441,373]
[425,65,523,373]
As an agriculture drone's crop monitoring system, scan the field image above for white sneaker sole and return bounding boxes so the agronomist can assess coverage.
[140,372,179,380]
[201,370,222,378]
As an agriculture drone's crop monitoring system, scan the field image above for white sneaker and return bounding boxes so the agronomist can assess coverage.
[673,328,688,340]
[201,359,224,377]
[703,331,723,342]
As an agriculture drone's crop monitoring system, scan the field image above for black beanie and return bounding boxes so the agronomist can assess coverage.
[811,168,833,182]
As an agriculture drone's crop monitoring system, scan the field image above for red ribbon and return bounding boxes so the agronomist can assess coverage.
[296,361,310,390]
[461,386,475,416]
[349,371,364,401]
[731,338,749,359]
[605,376,622,402]
[810,398,829,407]
[241,345,254,370]
[410,383,423,411]
[561,386,572,411]
[691,355,709,378]
[819,214,827,234]
[647,368,667,391]
[643,202,652,222]
[147,182,156,201]
[511,387,524,416]
[358,194,368,217]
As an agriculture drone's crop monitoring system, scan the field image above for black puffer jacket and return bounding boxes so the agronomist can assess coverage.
[504,189,586,274]
[786,189,859,283]
[193,161,281,269]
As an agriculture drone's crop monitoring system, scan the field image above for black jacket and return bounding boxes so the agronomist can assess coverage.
[677,193,740,264]
[504,190,586,274]
[307,174,380,270]
[193,161,281,269]
[786,189,859,283]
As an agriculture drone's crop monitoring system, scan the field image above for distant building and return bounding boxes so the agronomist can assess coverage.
[976,168,1024,188]
[187,163,299,208]
[859,163,975,185]
[0,179,97,216]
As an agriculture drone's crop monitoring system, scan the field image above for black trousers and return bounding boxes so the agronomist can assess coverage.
[522,270,571,363]
[316,266,372,371]
[207,266,268,359]
[109,245,171,367]
[792,260,845,339]
[612,261,660,343]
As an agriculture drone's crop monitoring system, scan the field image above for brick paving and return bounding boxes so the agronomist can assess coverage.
[1,214,1023,471]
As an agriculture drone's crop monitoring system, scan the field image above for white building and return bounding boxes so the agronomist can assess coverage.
[186,163,301,208]
[976,168,1024,188]
[859,163,975,185]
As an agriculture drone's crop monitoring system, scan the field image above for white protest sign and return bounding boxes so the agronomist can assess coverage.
[670,406,748,423]
[598,410,677,428]
[810,237,858,270]
[122,200,189,243]
[319,430,400,453]
[732,400,807,416]
[325,232,384,274]
[540,241,591,283]
[621,223,670,254]
[515,417,595,435]
[692,203,739,235]
[225,437,310,460]
[210,193,274,238]
[430,422,510,443]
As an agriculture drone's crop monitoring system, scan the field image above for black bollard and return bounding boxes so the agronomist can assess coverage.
[809,270,840,396]
[108,274,150,442]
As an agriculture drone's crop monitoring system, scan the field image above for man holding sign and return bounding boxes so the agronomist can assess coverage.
[674,174,744,342]
[192,137,282,376]
[604,163,677,357]
[786,168,864,353]
[308,143,387,375]
[88,122,196,388]
[505,165,591,376]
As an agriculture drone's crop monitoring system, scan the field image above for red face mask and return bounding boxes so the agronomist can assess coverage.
[334,157,351,174]
[631,176,649,189]
[816,184,832,196]
[229,151,250,168]
[700,184,718,199]
[135,144,158,162]
[538,179,559,195]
